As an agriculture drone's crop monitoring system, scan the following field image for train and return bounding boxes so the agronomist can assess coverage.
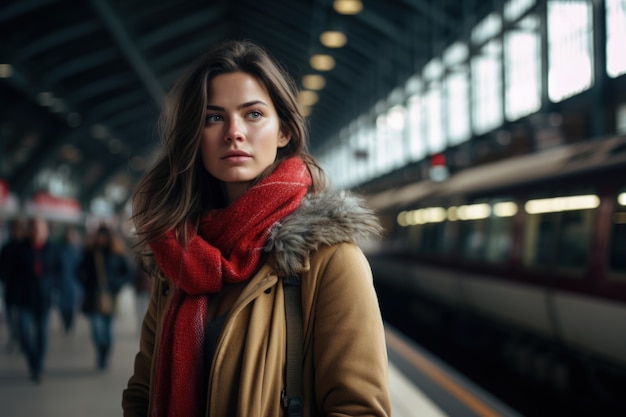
[364,133,626,409]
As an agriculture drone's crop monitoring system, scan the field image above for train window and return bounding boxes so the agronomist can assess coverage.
[419,222,449,255]
[522,192,599,272]
[457,199,516,263]
[523,212,558,267]
[459,219,488,260]
[555,210,594,268]
[608,190,626,275]
[485,215,515,263]
[456,202,491,260]
[397,207,451,256]
[407,225,422,254]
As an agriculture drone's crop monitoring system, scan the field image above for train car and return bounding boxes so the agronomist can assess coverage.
[365,133,626,409]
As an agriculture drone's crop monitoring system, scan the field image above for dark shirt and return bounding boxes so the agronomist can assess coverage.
[206,312,227,367]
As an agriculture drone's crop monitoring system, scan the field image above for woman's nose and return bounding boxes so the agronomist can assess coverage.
[225,117,244,142]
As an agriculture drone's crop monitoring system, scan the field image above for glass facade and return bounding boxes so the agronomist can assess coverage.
[319,0,621,189]
[606,0,626,78]
[505,15,542,121]
[547,0,594,102]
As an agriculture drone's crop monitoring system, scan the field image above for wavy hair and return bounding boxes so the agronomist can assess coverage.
[131,39,327,255]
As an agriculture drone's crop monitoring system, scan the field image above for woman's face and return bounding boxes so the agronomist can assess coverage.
[200,71,289,203]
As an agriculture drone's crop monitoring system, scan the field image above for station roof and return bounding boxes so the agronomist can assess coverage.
[0,0,491,213]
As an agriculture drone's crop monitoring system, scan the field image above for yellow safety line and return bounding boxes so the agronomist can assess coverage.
[386,329,504,417]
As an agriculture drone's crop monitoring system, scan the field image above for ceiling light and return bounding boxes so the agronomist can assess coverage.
[91,124,109,140]
[333,0,363,15]
[0,64,12,78]
[301,105,312,117]
[320,31,347,48]
[37,92,55,106]
[310,54,335,71]
[302,74,326,90]
[50,99,66,113]
[299,90,319,107]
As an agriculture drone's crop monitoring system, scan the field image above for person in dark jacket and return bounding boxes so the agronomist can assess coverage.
[57,226,83,334]
[14,217,60,382]
[0,217,27,352]
[78,225,130,370]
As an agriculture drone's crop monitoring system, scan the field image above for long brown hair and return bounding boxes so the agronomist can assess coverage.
[132,39,327,254]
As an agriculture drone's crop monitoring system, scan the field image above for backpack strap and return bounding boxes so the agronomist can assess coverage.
[282,274,303,417]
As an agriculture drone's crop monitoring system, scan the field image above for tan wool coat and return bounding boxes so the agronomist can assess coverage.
[122,191,392,417]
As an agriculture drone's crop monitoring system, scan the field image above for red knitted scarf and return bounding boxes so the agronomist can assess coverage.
[147,157,311,417]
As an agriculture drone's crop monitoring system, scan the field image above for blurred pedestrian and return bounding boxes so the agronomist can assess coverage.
[78,225,131,370]
[122,39,390,417]
[57,226,83,334]
[0,217,27,352]
[14,217,60,382]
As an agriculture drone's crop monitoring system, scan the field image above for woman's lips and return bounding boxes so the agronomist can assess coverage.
[221,151,251,162]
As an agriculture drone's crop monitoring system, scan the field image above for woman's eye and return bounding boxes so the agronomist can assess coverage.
[248,111,262,119]
[205,114,223,123]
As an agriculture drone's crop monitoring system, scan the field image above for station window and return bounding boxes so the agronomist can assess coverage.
[547,0,594,103]
[407,94,426,162]
[350,121,368,184]
[606,0,626,78]
[471,12,504,135]
[423,59,445,154]
[424,83,445,154]
[375,114,390,175]
[608,189,626,275]
[504,14,542,121]
[446,70,471,145]
[443,42,471,145]
[364,122,377,177]
[504,0,536,21]
[386,104,408,170]
[471,38,504,135]
[522,192,599,273]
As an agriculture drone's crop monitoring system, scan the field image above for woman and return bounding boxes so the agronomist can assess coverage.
[78,225,130,370]
[122,39,391,417]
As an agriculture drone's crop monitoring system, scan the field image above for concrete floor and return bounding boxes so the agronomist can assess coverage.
[0,286,141,417]
[0,286,441,417]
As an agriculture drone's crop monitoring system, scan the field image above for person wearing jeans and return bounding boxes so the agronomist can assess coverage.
[14,217,59,382]
[18,308,50,379]
[78,225,130,370]
[89,312,113,369]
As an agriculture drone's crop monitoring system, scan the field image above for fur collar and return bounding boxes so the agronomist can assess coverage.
[264,190,382,275]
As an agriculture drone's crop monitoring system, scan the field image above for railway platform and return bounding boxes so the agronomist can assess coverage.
[0,286,523,417]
